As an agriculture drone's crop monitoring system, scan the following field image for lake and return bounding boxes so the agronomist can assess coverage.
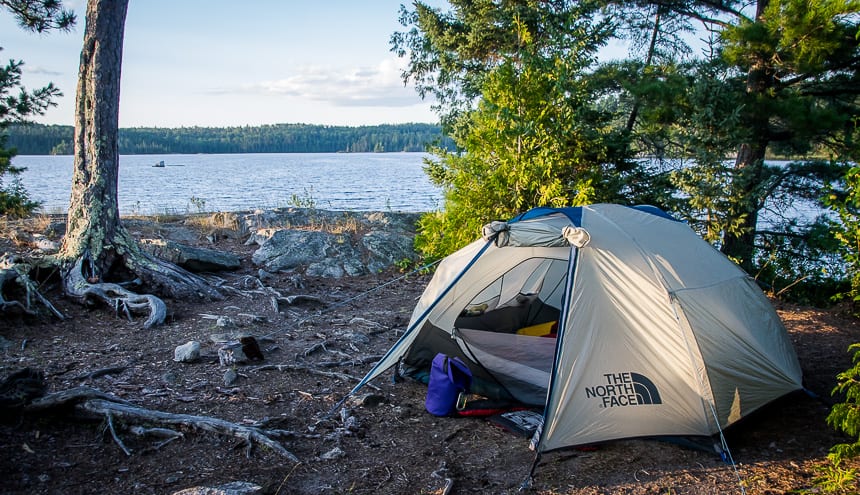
[13,152,443,215]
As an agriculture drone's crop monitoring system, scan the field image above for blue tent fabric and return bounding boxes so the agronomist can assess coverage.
[509,204,679,227]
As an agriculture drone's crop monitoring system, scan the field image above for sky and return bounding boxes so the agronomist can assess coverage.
[1,1,442,128]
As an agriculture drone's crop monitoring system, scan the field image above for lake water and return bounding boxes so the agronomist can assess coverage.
[13,152,443,215]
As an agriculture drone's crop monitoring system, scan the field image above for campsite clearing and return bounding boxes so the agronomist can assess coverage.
[1,214,859,494]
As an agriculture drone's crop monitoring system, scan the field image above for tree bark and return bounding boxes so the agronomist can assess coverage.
[58,0,219,328]
[718,0,772,272]
[61,0,127,270]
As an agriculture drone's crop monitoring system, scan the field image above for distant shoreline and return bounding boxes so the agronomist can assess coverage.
[7,122,455,155]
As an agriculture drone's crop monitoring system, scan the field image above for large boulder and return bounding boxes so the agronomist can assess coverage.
[140,239,241,272]
[251,230,358,273]
[245,209,419,278]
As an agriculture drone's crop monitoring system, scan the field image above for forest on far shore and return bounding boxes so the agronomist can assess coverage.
[6,122,454,155]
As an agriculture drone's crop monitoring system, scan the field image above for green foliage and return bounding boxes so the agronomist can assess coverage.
[821,342,860,492]
[404,1,659,260]
[288,187,317,210]
[0,1,75,216]
[0,0,75,33]
[7,122,454,155]
[826,166,860,307]
[813,458,858,494]
[0,55,60,216]
[821,166,860,489]
[0,134,39,216]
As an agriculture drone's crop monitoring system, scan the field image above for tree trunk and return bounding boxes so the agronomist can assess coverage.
[719,0,772,272]
[61,0,128,273]
[721,143,767,271]
[59,0,219,328]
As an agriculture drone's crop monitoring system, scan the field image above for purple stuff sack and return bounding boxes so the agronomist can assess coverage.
[425,353,472,416]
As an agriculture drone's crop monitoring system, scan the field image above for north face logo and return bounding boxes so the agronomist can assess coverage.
[585,372,662,408]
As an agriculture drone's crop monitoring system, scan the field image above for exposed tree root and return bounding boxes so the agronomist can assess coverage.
[61,249,222,329]
[24,386,299,461]
[124,250,223,301]
[64,257,168,329]
[0,254,65,320]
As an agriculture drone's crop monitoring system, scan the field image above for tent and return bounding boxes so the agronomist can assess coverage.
[349,204,803,453]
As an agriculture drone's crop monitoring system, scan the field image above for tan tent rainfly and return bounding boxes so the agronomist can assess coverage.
[350,204,803,453]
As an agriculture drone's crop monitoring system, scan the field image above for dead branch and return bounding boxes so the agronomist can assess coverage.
[303,341,329,356]
[105,411,132,456]
[73,363,131,381]
[251,363,380,390]
[128,425,184,451]
[316,355,382,368]
[24,386,298,461]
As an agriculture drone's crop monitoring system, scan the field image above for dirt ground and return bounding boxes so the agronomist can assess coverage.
[1,214,860,495]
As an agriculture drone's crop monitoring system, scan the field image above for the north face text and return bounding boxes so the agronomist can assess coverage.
[584,372,662,407]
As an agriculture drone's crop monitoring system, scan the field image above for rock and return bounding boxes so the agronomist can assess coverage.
[347,393,387,408]
[42,220,66,238]
[305,259,346,278]
[251,229,358,274]
[174,341,201,363]
[319,447,346,460]
[343,332,370,345]
[244,209,420,278]
[215,316,236,328]
[218,342,248,366]
[140,239,241,272]
[31,235,60,253]
[362,230,416,273]
[223,368,238,386]
[172,481,262,495]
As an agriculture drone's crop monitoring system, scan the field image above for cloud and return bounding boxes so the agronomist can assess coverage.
[211,58,427,108]
[23,66,64,76]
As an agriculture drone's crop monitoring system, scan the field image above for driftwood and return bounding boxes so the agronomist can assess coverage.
[23,386,299,461]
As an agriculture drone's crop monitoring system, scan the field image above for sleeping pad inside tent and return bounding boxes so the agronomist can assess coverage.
[348,204,804,454]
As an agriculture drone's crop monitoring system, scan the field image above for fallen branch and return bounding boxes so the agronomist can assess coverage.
[24,386,298,461]
[251,363,380,390]
[105,411,132,456]
[316,355,382,368]
[73,363,132,381]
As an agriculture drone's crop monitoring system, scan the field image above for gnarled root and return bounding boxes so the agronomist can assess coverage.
[0,253,65,320]
[125,250,222,301]
[64,257,167,328]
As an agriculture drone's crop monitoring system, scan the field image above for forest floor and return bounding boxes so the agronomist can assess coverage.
[1,213,860,494]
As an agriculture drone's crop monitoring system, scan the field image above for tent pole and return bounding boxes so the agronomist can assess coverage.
[519,452,542,491]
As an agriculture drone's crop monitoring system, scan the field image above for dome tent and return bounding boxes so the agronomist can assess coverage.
[348,204,803,454]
